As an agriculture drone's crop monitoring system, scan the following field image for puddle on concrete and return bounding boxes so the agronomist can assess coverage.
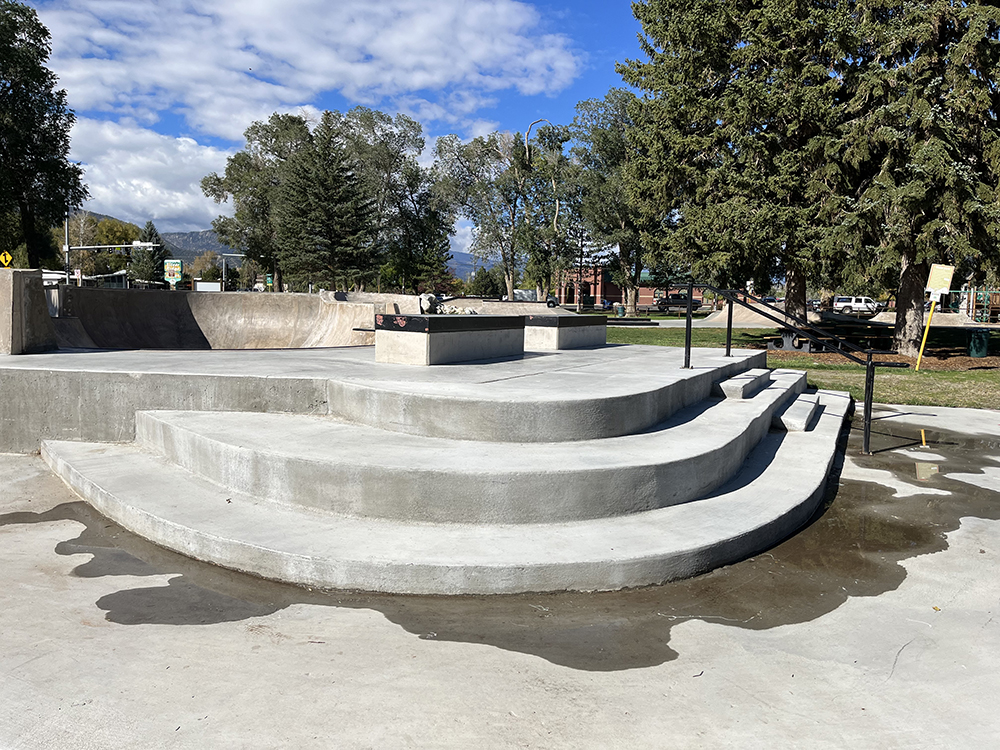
[3,416,998,671]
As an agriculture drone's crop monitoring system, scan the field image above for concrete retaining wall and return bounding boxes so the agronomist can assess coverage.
[0,269,57,355]
[0,366,332,453]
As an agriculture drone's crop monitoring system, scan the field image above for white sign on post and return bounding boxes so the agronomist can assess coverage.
[925,264,955,303]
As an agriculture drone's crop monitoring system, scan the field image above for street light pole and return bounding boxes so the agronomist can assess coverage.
[63,207,70,285]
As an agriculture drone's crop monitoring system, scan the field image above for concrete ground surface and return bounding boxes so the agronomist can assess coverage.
[2,406,999,748]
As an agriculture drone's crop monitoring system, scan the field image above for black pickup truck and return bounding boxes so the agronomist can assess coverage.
[653,294,703,312]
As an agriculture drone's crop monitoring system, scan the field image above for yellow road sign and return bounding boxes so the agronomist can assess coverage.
[0,251,12,267]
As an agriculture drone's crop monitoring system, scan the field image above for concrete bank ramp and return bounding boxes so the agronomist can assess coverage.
[56,287,375,349]
[52,287,570,350]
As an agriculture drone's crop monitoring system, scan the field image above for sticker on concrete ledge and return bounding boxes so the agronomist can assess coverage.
[0,251,12,267]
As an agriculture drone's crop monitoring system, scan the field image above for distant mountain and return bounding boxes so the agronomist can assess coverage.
[67,210,198,261]
[449,251,492,280]
[71,210,485,278]
[161,230,231,264]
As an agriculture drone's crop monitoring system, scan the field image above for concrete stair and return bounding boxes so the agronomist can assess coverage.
[129,369,806,524]
[714,367,772,399]
[773,393,820,432]
[41,359,852,595]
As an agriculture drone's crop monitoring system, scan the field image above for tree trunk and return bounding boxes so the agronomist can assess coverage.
[505,271,515,300]
[625,286,639,316]
[17,199,40,269]
[784,266,808,324]
[894,250,928,357]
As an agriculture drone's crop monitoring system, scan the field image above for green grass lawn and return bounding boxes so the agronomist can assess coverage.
[607,326,1000,410]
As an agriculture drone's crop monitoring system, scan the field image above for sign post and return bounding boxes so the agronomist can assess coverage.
[164,259,183,290]
[916,264,955,371]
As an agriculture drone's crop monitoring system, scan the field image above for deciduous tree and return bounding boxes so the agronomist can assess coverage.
[0,0,86,267]
[435,132,528,299]
[571,89,655,316]
[202,114,311,290]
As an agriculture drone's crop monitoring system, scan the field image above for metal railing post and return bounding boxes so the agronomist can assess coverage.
[683,279,694,368]
[725,292,734,357]
[863,352,875,455]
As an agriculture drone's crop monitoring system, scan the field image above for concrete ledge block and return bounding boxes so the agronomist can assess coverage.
[524,315,606,350]
[374,314,525,365]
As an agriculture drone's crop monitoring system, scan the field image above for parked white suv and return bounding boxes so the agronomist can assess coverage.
[833,296,883,315]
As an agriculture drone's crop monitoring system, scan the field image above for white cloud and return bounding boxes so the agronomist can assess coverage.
[37,0,581,139]
[30,0,582,232]
[450,220,475,257]
[70,118,234,232]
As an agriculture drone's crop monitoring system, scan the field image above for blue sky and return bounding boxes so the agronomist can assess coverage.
[30,0,643,235]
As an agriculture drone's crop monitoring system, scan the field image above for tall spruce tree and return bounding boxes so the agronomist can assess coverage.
[273,112,373,291]
[621,1,853,321]
[839,1,1000,355]
[129,220,171,283]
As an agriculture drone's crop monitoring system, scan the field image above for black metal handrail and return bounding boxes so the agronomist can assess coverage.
[681,282,909,455]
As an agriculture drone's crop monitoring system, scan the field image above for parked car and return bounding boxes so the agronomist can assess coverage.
[655,293,703,312]
[832,296,885,315]
[504,289,559,307]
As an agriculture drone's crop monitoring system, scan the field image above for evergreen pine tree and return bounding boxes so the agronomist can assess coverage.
[129,220,172,283]
[274,113,373,290]
[621,0,853,320]
[839,1,1000,355]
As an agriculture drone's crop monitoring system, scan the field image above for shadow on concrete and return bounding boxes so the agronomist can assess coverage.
[3,417,999,672]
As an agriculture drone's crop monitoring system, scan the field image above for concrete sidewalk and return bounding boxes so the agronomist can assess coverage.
[2,406,998,748]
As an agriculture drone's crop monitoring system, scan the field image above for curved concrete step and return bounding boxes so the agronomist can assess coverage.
[133,370,807,524]
[40,389,851,595]
[323,346,767,442]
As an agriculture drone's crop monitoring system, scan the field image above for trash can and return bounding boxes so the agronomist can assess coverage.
[615,304,626,318]
[968,328,991,358]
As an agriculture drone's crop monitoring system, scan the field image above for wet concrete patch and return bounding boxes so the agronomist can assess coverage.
[2,415,998,671]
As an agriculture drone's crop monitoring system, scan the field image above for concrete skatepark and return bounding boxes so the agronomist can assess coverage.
[3,268,852,595]
[2,408,998,747]
[2,269,999,745]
